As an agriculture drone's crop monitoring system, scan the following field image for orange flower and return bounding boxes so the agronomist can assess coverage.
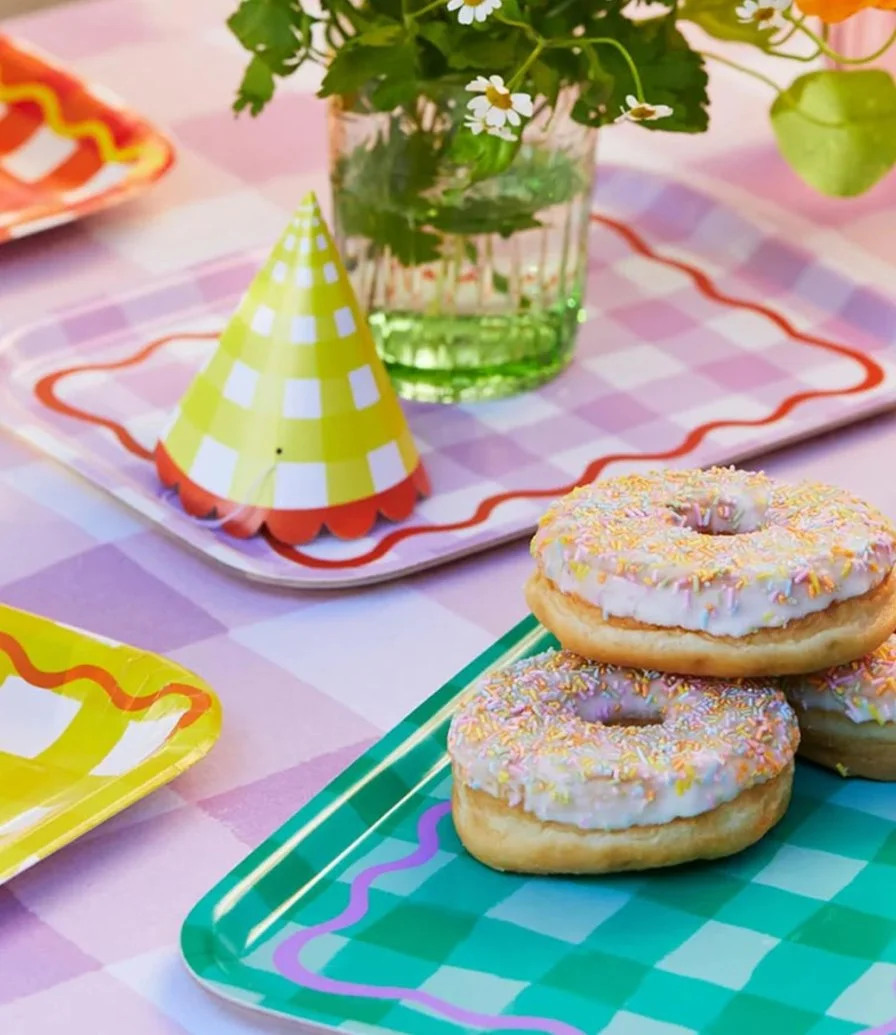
[796,0,896,23]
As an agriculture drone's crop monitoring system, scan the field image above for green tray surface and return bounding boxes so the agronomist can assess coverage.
[182,616,896,1035]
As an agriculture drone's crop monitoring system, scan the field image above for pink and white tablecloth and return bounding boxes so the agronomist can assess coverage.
[2,2,896,1032]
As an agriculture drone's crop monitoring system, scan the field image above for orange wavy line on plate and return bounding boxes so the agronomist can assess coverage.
[32,214,886,571]
[0,78,142,164]
[0,629,213,731]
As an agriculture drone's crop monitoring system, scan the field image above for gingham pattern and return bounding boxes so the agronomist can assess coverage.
[3,0,896,1032]
[183,619,896,1034]
[0,35,173,242]
[4,164,896,587]
[161,194,421,508]
[0,605,220,884]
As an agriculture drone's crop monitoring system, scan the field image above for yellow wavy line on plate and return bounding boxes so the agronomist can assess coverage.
[0,79,142,163]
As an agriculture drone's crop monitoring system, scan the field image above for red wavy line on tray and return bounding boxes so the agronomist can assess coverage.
[32,215,886,571]
[34,334,210,462]
[0,630,212,731]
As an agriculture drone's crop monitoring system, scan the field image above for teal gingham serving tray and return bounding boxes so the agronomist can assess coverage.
[182,616,896,1034]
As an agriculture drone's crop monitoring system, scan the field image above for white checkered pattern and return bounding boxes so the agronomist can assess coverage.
[190,436,239,496]
[250,305,275,337]
[0,677,81,758]
[291,315,317,344]
[3,4,896,1033]
[222,361,259,408]
[282,378,322,419]
[273,461,329,508]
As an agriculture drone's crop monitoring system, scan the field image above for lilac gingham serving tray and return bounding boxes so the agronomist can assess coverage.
[2,164,896,589]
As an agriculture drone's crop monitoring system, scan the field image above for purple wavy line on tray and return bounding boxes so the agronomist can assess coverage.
[272,800,586,1035]
[271,800,893,1035]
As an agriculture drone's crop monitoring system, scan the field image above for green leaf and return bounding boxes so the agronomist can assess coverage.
[234,54,277,115]
[491,270,532,308]
[366,0,404,20]
[530,59,561,108]
[357,22,405,46]
[379,215,443,264]
[428,196,542,236]
[678,0,775,45]
[577,13,708,133]
[447,35,521,71]
[771,69,896,197]
[334,124,441,215]
[417,22,453,56]
[500,0,525,18]
[320,40,416,97]
[445,129,522,182]
[570,44,613,125]
[228,0,299,60]
[370,76,419,112]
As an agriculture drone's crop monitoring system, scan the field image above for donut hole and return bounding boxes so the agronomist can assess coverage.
[667,493,766,536]
[575,695,664,728]
[604,716,664,728]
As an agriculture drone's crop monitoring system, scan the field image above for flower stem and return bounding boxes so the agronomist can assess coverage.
[702,50,782,93]
[494,14,542,44]
[550,37,644,101]
[411,0,446,16]
[767,46,822,62]
[769,13,804,47]
[509,41,546,89]
[786,17,896,65]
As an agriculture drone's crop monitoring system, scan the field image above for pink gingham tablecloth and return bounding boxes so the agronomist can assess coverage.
[2,2,896,1031]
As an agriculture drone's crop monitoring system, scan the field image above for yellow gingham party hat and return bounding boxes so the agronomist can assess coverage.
[155,193,430,545]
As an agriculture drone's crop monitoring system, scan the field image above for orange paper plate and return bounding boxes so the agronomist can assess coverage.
[0,35,174,242]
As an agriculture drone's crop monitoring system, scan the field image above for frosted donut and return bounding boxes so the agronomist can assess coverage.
[447,649,799,874]
[782,634,896,780]
[526,466,896,678]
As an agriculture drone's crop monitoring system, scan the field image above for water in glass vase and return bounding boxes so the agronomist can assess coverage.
[330,90,596,403]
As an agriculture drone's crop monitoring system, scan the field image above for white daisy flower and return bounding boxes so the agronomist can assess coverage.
[466,74,534,128]
[464,113,490,135]
[615,95,674,124]
[489,125,518,142]
[735,0,789,28]
[464,113,519,141]
[446,0,502,24]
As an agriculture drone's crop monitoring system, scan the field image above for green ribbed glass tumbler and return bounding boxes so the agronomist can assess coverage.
[330,89,596,403]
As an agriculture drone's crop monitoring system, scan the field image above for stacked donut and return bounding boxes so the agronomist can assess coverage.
[448,467,896,874]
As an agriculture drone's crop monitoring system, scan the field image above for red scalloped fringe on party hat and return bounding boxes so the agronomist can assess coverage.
[155,442,430,544]
[154,192,430,546]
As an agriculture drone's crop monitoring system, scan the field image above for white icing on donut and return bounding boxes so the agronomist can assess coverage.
[783,634,896,724]
[447,649,799,830]
[532,467,896,638]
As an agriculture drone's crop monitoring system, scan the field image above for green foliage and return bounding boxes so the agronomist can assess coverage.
[629,16,709,134]
[320,38,417,98]
[228,0,708,133]
[444,130,522,183]
[227,0,710,266]
[330,114,593,267]
[678,0,776,46]
[572,14,709,131]
[228,0,316,112]
[771,69,896,198]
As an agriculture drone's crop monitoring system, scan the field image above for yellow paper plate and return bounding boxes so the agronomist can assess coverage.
[0,603,221,883]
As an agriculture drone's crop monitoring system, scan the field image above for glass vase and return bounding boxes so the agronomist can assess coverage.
[329,89,596,403]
